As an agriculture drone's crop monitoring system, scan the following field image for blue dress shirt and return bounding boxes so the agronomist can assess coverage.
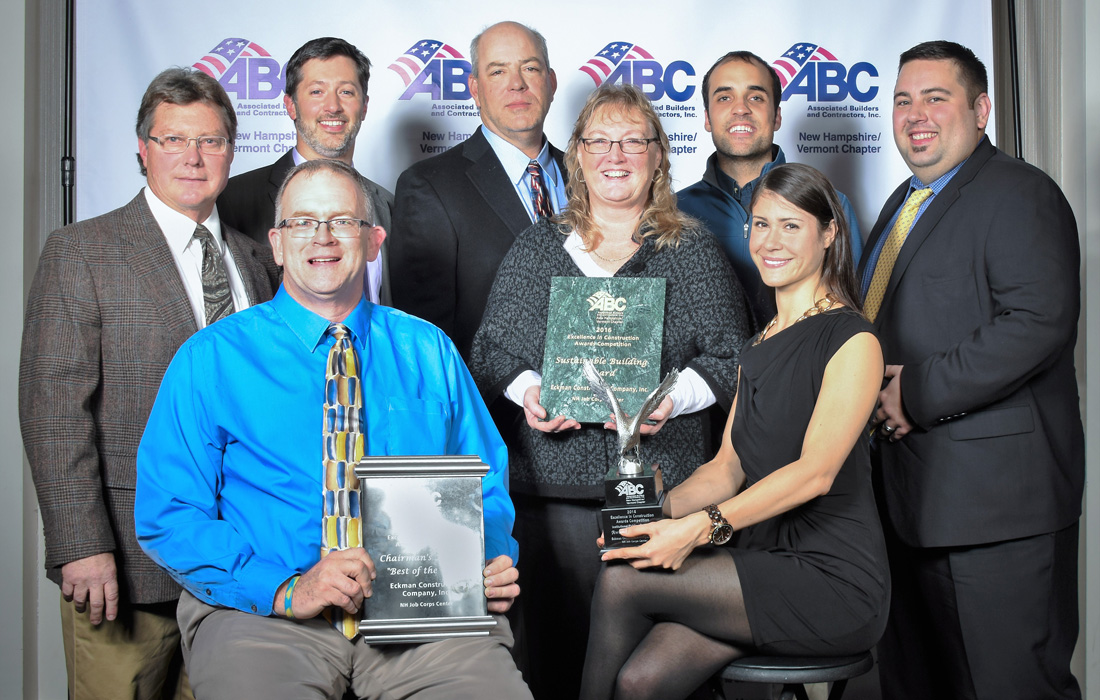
[860,147,975,297]
[135,288,517,615]
[481,125,565,221]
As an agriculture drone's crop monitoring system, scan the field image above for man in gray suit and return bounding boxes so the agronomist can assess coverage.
[20,68,279,700]
[218,37,393,304]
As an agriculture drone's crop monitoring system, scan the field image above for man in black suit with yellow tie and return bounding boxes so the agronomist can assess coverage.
[388,21,564,360]
[861,41,1082,699]
[218,37,393,304]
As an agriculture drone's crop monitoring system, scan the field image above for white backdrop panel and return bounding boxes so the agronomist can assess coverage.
[75,1,994,236]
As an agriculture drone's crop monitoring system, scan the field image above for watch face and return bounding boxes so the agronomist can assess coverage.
[711,523,734,546]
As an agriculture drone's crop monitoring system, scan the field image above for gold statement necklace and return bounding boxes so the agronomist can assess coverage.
[753,293,838,346]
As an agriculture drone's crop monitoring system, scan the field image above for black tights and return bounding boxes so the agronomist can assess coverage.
[578,548,754,700]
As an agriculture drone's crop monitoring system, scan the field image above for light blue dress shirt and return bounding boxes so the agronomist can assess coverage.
[135,288,517,615]
[860,149,972,297]
[480,125,565,221]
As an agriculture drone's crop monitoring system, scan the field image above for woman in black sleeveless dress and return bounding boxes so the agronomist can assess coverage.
[579,164,889,700]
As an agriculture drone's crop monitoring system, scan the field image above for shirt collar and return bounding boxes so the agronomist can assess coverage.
[481,125,551,187]
[909,136,985,194]
[144,186,223,256]
[270,286,374,354]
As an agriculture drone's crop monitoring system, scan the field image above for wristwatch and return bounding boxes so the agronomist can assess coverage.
[703,504,734,546]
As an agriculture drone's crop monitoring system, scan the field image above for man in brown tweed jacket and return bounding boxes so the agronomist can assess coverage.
[19,68,279,700]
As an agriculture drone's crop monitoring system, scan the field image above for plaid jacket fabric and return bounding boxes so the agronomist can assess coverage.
[19,193,281,604]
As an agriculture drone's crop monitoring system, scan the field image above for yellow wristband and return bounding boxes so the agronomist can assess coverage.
[284,575,300,619]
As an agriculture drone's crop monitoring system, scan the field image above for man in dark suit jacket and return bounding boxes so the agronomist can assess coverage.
[389,21,564,359]
[218,37,393,304]
[860,41,1082,699]
[20,69,279,700]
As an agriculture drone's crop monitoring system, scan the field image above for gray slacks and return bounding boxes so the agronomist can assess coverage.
[178,591,533,700]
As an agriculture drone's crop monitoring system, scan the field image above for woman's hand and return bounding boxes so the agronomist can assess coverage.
[603,396,674,436]
[599,511,711,570]
[523,385,581,433]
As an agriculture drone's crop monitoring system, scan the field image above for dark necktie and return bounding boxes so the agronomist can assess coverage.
[192,224,233,325]
[321,323,364,640]
[527,160,553,220]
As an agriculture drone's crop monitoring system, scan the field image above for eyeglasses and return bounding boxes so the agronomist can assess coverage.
[579,138,659,154]
[147,135,231,155]
[277,217,370,239]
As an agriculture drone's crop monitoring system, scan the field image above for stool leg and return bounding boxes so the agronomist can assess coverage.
[779,684,811,700]
[826,679,849,700]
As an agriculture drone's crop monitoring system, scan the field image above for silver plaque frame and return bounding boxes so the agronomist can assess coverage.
[354,455,496,644]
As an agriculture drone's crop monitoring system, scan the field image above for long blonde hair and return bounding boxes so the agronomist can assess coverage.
[559,83,693,249]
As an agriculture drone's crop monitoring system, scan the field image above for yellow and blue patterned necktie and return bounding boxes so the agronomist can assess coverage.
[864,187,933,322]
[321,323,364,640]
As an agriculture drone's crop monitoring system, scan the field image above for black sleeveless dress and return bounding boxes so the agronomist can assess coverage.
[728,309,889,655]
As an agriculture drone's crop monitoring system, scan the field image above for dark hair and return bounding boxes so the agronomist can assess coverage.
[899,40,988,106]
[561,83,691,249]
[135,67,236,175]
[470,21,550,78]
[274,158,374,225]
[701,51,782,119]
[750,163,862,312]
[285,37,372,100]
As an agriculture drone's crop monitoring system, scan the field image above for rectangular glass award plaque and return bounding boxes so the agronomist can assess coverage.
[541,277,666,423]
[354,455,496,644]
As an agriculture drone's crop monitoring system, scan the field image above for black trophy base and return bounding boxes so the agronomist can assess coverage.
[600,490,666,554]
[604,463,664,507]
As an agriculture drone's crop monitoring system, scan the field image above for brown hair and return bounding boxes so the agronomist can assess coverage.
[750,163,862,312]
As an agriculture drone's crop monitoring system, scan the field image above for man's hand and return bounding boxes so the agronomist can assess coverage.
[61,552,119,625]
[874,365,912,441]
[483,555,520,613]
[274,548,376,619]
[523,385,580,433]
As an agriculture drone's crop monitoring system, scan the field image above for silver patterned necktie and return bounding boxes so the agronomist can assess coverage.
[192,224,233,325]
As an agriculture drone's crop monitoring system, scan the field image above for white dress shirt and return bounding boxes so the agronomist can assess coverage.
[144,187,250,328]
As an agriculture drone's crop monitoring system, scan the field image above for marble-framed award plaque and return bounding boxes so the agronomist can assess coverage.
[354,455,496,644]
[541,276,666,423]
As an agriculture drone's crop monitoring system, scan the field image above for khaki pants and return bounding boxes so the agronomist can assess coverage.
[178,590,532,700]
[61,595,193,700]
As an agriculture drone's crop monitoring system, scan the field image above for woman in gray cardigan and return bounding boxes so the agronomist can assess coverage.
[470,84,752,700]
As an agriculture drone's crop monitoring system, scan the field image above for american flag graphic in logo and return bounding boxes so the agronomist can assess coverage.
[193,38,272,79]
[388,40,465,86]
[771,43,839,88]
[579,41,654,85]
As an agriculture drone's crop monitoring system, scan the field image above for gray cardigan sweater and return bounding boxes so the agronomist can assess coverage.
[470,219,752,499]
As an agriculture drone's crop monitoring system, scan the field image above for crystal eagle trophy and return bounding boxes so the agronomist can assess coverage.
[582,359,678,552]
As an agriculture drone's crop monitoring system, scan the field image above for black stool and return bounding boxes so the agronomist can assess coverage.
[717,651,874,700]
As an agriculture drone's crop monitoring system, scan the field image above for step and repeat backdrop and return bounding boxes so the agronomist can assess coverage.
[75,1,994,235]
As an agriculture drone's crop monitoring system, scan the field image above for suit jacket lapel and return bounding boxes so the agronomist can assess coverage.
[121,194,199,346]
[464,129,536,238]
[265,151,296,212]
[224,226,265,306]
[882,141,997,306]
[858,183,908,280]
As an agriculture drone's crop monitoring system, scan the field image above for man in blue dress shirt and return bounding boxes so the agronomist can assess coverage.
[135,158,531,700]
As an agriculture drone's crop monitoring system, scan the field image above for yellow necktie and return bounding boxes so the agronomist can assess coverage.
[321,323,364,640]
[864,188,933,322]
